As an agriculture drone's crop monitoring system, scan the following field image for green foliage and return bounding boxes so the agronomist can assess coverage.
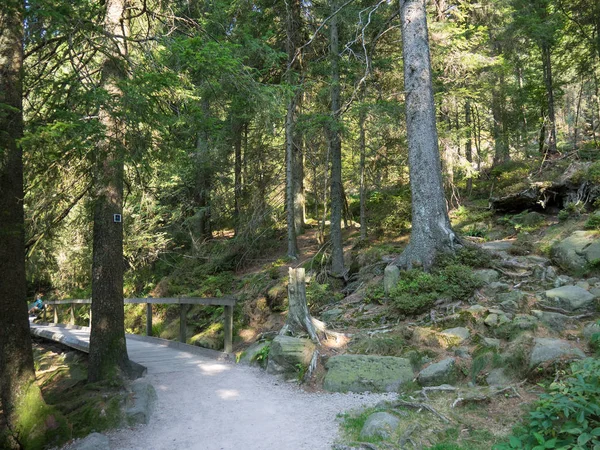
[306,281,343,310]
[251,343,270,368]
[494,358,600,450]
[558,203,584,222]
[348,334,406,357]
[352,187,411,236]
[586,162,600,184]
[389,264,483,315]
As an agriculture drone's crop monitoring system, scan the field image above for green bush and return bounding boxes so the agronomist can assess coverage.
[494,358,600,449]
[306,281,343,310]
[389,264,482,315]
[587,161,600,184]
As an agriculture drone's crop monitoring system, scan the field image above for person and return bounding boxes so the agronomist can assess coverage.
[28,294,44,315]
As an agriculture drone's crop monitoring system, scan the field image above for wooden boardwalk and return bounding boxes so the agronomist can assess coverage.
[29,321,230,375]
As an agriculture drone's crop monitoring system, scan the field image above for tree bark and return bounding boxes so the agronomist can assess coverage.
[394,0,459,271]
[286,93,299,258]
[88,0,131,383]
[465,101,473,194]
[329,0,345,277]
[541,41,558,155]
[232,117,243,236]
[359,100,367,240]
[194,101,212,242]
[280,268,319,342]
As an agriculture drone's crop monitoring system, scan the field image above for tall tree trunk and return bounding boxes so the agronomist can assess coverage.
[0,2,57,447]
[492,83,509,165]
[285,94,299,258]
[232,118,243,236]
[292,96,305,236]
[194,99,212,242]
[329,0,345,277]
[89,0,131,383]
[541,42,558,155]
[465,101,473,194]
[394,0,459,271]
[359,101,367,240]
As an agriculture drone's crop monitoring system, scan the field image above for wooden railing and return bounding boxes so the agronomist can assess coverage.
[42,297,236,353]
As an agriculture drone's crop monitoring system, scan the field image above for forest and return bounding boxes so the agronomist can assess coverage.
[2,0,600,448]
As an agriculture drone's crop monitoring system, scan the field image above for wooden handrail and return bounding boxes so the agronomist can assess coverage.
[42,296,236,353]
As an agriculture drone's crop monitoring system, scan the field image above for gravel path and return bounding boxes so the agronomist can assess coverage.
[108,356,396,450]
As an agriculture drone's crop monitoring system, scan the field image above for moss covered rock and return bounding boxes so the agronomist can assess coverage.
[323,355,413,393]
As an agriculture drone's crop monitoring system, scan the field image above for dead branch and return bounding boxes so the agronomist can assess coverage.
[391,400,450,423]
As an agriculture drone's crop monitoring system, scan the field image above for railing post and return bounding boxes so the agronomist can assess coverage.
[54,305,58,324]
[224,304,233,353]
[43,306,47,322]
[70,305,75,325]
[179,303,187,343]
[146,302,152,336]
[88,306,92,328]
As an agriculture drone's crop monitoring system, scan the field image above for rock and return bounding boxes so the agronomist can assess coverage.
[590,287,600,297]
[482,338,501,350]
[545,266,558,281]
[126,380,157,426]
[238,341,270,366]
[384,265,400,294]
[551,231,594,272]
[486,368,511,387]
[576,281,590,290]
[473,269,500,284]
[324,355,414,393]
[488,282,510,292]
[554,275,575,288]
[512,314,538,330]
[529,338,585,368]
[497,290,526,305]
[266,335,316,380]
[412,327,441,348]
[439,327,470,347]
[69,433,110,450]
[500,300,519,313]
[321,308,344,323]
[583,322,600,341]
[544,285,595,311]
[360,412,401,439]
[531,310,572,331]
[454,347,471,358]
[484,314,499,327]
[466,305,487,317]
[417,358,457,386]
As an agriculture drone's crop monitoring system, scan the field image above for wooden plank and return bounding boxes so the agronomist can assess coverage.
[146,303,152,336]
[46,296,236,307]
[224,305,233,353]
[179,304,188,343]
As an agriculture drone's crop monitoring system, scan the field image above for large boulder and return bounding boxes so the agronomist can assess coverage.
[417,358,457,386]
[238,341,270,366]
[529,338,585,368]
[551,231,600,273]
[324,355,413,393]
[544,285,595,311]
[126,380,157,426]
[439,327,470,347]
[266,335,316,380]
[531,310,572,332]
[473,269,500,284]
[360,412,401,439]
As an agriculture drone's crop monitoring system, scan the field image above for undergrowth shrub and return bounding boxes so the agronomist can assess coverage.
[389,264,482,315]
[494,358,600,450]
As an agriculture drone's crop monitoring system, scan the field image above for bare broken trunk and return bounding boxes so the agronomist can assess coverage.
[280,268,320,343]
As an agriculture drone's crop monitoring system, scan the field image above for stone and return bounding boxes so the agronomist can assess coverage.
[384,265,400,294]
[529,338,586,368]
[551,231,592,272]
[466,305,487,317]
[417,358,457,386]
[324,355,414,393]
[266,335,316,380]
[512,314,538,330]
[585,241,600,262]
[238,341,270,366]
[126,380,157,426]
[531,310,572,332]
[545,266,558,281]
[473,269,500,284]
[488,282,510,292]
[583,322,600,341]
[439,327,470,347]
[360,412,401,439]
[496,290,526,305]
[576,281,590,290]
[483,338,501,349]
[454,347,470,358]
[500,300,519,313]
[590,287,600,297]
[412,327,441,348]
[69,433,110,450]
[545,285,595,311]
[321,308,344,323]
[484,314,499,327]
[486,368,511,387]
[554,275,575,288]
[482,240,515,252]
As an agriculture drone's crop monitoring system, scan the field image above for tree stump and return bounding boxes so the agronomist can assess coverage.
[280,268,320,343]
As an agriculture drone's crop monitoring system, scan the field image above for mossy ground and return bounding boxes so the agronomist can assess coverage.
[32,339,129,445]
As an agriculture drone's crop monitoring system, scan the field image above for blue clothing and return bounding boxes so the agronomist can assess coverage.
[32,298,44,310]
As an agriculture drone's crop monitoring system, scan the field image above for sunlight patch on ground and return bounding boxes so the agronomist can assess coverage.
[198,362,230,375]
[216,389,240,400]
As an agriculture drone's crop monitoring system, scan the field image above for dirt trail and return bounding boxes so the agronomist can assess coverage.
[108,356,394,450]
